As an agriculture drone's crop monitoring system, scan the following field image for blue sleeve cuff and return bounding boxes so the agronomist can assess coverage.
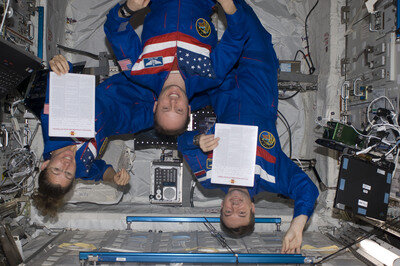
[293,184,319,219]
[224,3,245,39]
[293,203,316,219]
[178,131,200,152]
[109,3,131,23]
[68,61,73,73]
[79,160,112,182]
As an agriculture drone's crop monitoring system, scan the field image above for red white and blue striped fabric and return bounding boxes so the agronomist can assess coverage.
[131,32,215,78]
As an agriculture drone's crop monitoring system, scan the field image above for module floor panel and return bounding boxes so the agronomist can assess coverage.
[24,230,364,265]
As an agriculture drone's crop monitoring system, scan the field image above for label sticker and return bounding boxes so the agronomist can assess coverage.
[362,184,371,190]
[377,168,385,175]
[358,199,368,208]
[358,207,366,215]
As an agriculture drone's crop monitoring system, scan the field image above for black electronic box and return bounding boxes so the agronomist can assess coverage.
[334,155,394,221]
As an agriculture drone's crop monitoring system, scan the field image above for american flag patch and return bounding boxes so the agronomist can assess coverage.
[132,32,215,78]
[43,103,49,115]
[118,59,133,71]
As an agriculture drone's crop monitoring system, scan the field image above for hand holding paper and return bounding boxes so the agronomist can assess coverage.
[211,123,258,187]
[49,72,95,138]
[199,134,220,152]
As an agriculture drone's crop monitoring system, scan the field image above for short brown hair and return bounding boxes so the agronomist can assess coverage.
[32,168,74,217]
[220,209,255,238]
[153,105,190,136]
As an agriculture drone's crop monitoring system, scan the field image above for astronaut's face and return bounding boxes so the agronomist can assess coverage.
[221,187,255,228]
[41,145,77,188]
[154,83,190,134]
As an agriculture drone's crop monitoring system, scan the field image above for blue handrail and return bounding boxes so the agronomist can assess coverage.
[79,252,312,264]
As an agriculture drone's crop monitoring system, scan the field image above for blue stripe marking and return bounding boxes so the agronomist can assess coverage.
[126,216,281,224]
[339,179,346,190]
[358,207,366,215]
[342,158,349,170]
[37,7,44,59]
[397,0,400,38]
[387,173,392,184]
[384,193,389,204]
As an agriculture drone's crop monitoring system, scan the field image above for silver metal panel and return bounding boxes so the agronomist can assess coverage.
[341,0,400,132]
[25,230,364,265]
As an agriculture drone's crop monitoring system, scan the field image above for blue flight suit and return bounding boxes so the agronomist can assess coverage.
[41,71,155,181]
[178,0,319,219]
[104,0,247,100]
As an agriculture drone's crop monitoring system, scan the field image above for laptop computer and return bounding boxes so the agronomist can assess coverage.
[0,37,43,99]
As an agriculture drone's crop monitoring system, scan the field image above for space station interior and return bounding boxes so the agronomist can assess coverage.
[2,0,400,265]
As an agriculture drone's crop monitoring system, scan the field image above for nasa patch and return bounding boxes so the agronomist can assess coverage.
[259,131,276,149]
[144,57,164,68]
[196,18,211,38]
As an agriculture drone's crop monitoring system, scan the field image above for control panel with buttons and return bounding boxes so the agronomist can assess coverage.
[150,161,183,205]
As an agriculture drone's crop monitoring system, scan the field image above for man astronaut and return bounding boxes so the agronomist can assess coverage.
[104,0,246,135]
[33,55,155,217]
[177,0,319,253]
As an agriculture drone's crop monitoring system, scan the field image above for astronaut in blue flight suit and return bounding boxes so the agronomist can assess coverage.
[104,0,247,135]
[177,0,319,253]
[33,55,155,217]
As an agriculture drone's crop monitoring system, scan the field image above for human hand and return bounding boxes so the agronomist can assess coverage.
[113,168,130,186]
[49,54,69,75]
[199,134,220,153]
[126,0,150,12]
[217,0,237,15]
[281,215,308,254]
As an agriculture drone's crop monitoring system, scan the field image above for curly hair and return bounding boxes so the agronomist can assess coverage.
[32,168,74,217]
[153,106,190,136]
[220,209,255,238]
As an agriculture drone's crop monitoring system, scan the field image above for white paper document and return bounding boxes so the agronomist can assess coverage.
[211,123,258,187]
[49,72,95,138]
